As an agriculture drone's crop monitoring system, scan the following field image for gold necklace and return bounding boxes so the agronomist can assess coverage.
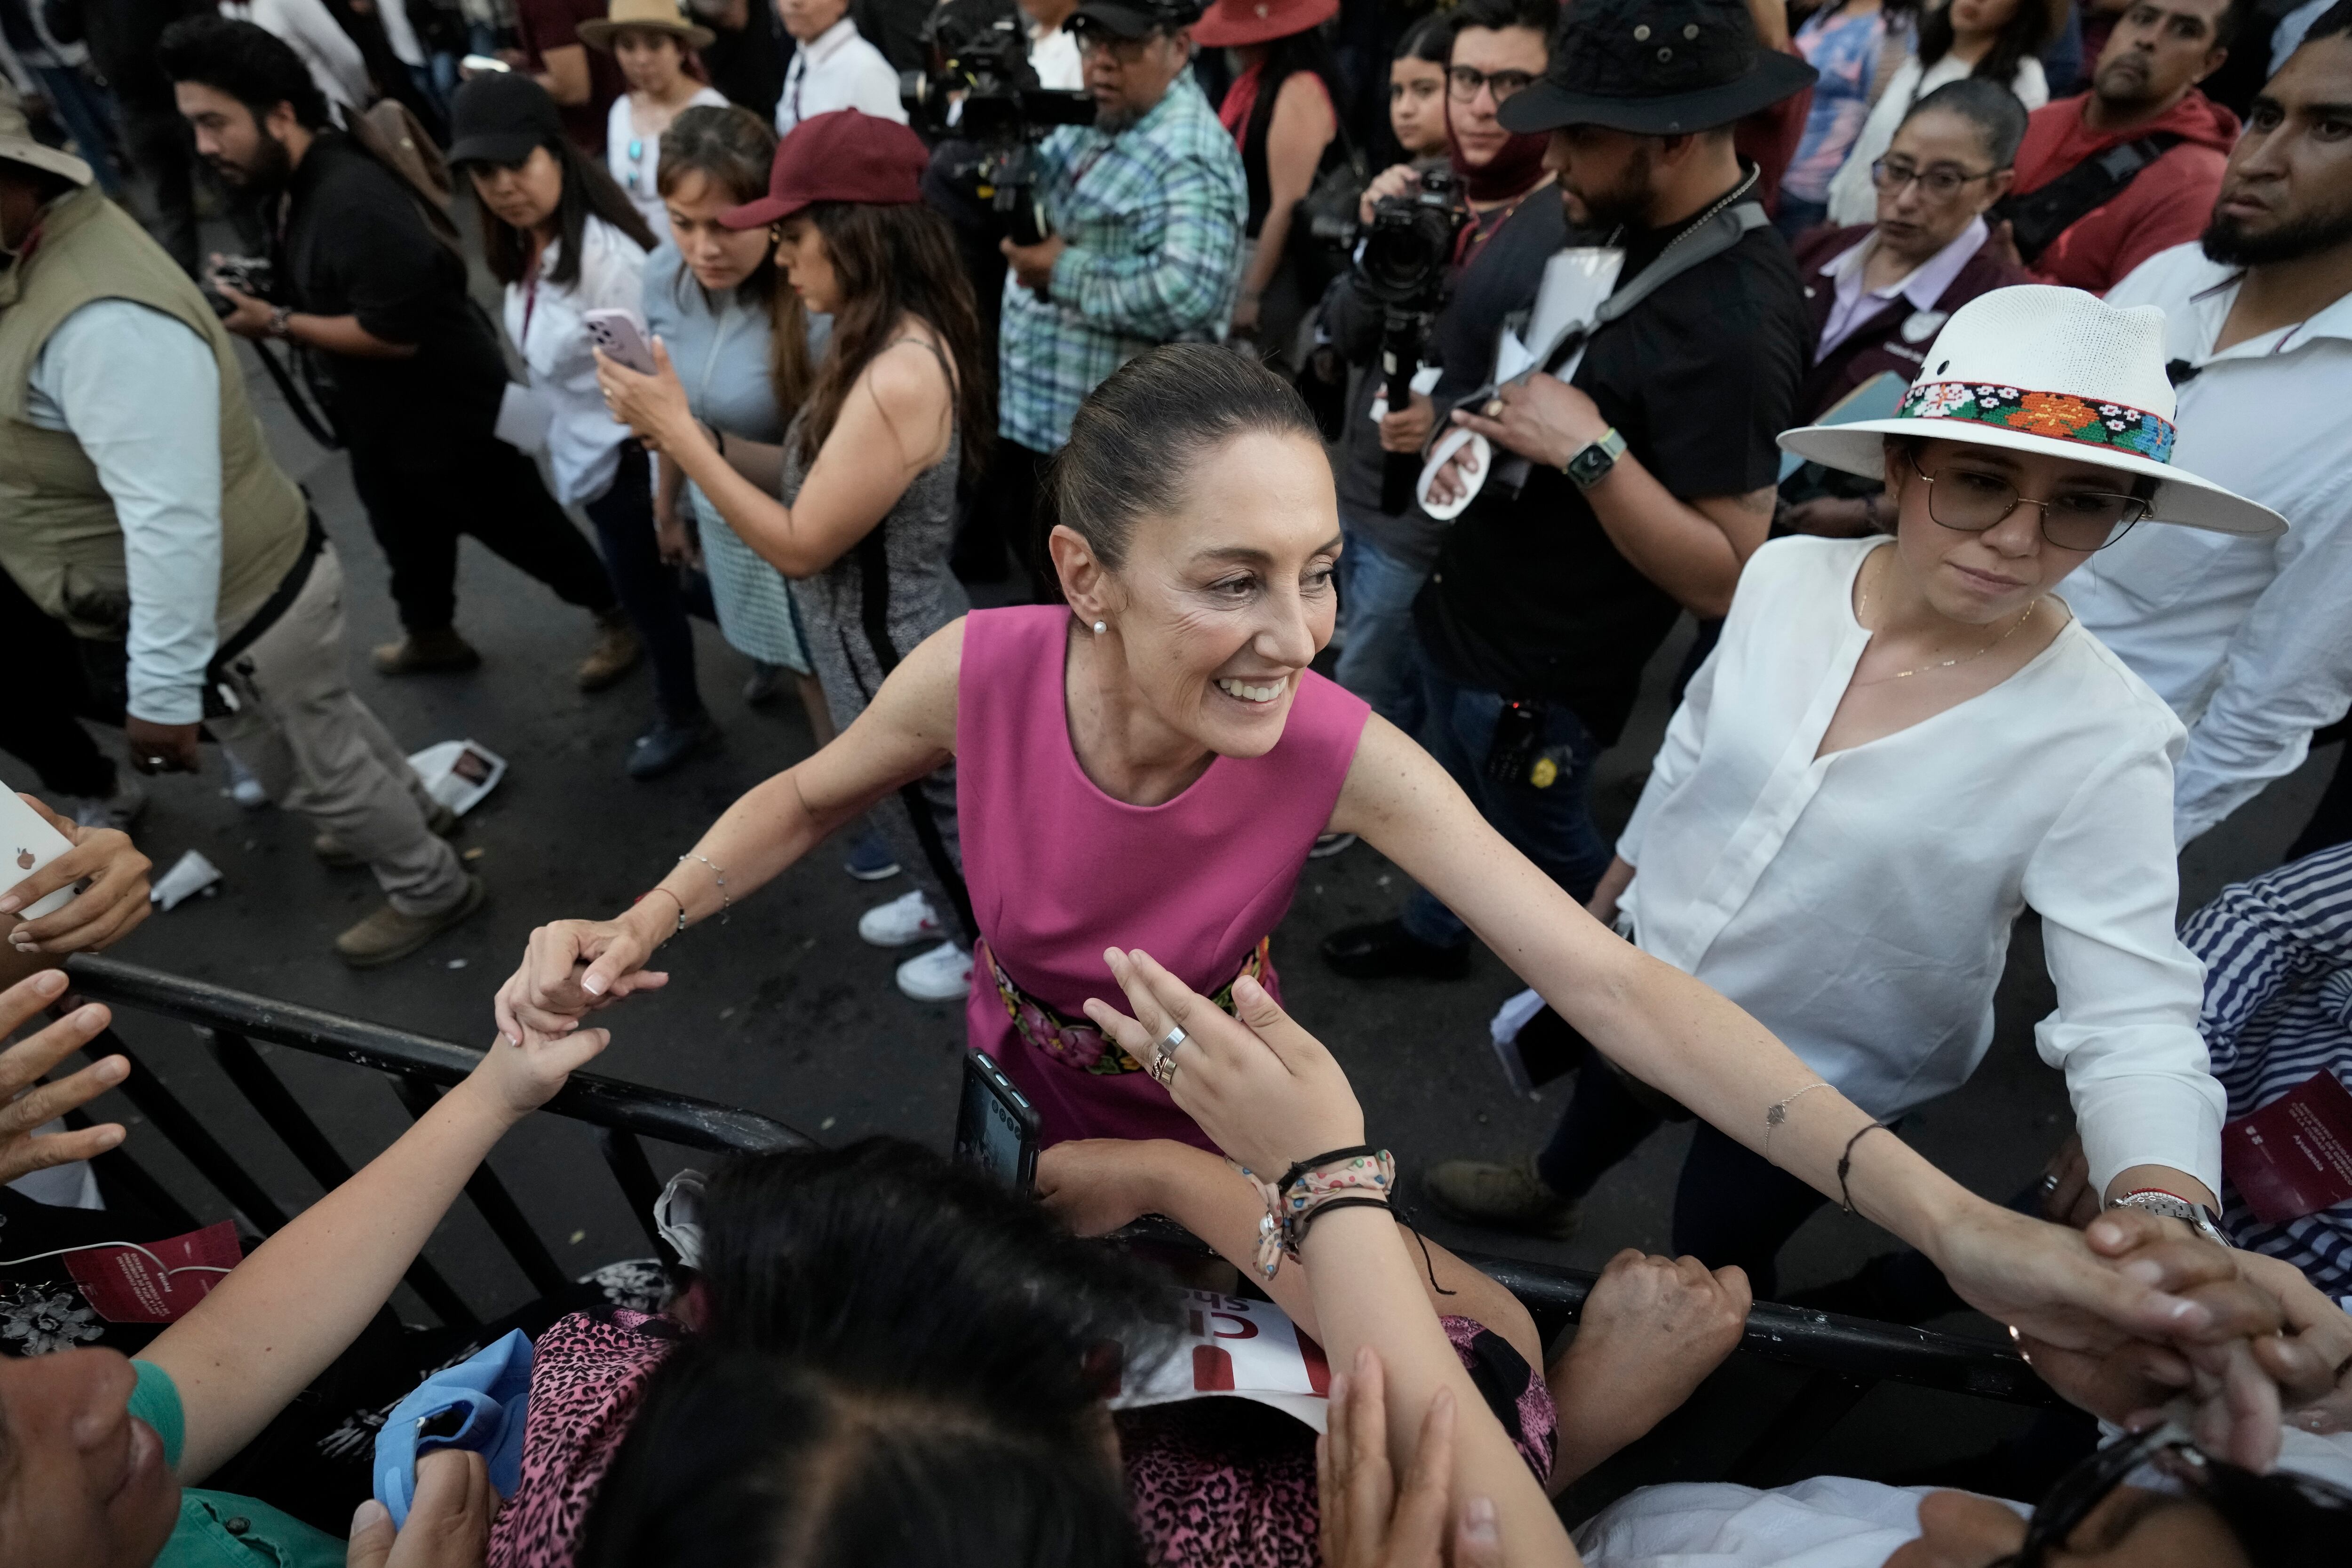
[1855,558,2038,683]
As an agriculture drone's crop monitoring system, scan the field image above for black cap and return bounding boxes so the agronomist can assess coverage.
[447,70,565,166]
[1067,0,1203,40]
[1499,0,1816,137]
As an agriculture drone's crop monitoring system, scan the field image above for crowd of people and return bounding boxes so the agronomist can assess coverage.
[5,0,2352,1560]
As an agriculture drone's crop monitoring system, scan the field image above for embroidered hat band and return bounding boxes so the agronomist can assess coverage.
[1896,381,2177,465]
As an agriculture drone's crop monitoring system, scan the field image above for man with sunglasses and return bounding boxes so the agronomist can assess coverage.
[2064,9,2352,849]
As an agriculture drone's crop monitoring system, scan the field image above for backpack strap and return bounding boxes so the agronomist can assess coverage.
[1990,134,2184,265]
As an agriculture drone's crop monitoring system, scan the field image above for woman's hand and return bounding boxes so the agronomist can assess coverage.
[491,911,670,1043]
[1320,1347,1500,1568]
[653,492,699,568]
[1081,947,1363,1175]
[1035,1138,1188,1237]
[2234,1248,2352,1435]
[0,970,129,1185]
[594,339,698,454]
[345,1449,496,1568]
[458,1022,612,1126]
[2,794,152,955]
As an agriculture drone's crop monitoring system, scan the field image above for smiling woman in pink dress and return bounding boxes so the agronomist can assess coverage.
[493,345,2293,1395]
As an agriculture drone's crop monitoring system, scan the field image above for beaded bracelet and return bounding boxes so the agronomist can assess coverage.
[677,852,730,923]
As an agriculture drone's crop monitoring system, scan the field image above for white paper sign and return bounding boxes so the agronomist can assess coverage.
[1110,1289,1332,1431]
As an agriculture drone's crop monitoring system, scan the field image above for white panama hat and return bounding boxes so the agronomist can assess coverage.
[1778,284,2286,540]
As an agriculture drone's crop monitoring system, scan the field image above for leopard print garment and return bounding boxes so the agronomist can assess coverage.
[1119,1316,1557,1567]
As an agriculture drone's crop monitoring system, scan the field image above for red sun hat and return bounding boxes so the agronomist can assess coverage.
[720,110,929,230]
[1190,0,1337,47]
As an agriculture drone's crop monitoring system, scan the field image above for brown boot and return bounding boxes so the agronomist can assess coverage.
[576,608,642,692]
[1422,1155,1584,1240]
[315,799,459,869]
[334,873,486,969]
[372,626,482,676]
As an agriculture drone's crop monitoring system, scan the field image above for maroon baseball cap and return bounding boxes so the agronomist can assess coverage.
[719,110,930,230]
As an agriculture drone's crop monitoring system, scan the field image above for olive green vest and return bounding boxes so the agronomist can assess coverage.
[0,184,306,642]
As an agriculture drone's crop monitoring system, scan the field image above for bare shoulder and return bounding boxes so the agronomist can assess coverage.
[861,321,957,409]
[868,617,967,752]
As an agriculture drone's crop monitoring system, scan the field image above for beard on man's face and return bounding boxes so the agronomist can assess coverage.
[210,126,293,193]
[1563,144,1654,233]
[2203,200,2352,267]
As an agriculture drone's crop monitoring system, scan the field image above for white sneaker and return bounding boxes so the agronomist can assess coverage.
[895,941,972,1002]
[222,748,269,809]
[858,889,942,948]
[70,772,148,832]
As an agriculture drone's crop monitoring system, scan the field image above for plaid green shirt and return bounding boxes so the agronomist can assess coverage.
[998,71,1246,453]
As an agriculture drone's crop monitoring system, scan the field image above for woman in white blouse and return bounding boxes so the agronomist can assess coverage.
[450,72,721,780]
[581,0,729,235]
[1822,0,2056,227]
[1427,286,2287,1296]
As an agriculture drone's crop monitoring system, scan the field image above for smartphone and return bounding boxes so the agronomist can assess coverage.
[460,53,512,74]
[0,787,79,920]
[583,307,657,376]
[954,1050,1040,1192]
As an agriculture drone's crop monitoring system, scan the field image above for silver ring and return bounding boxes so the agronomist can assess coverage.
[1148,1048,1178,1087]
[145,756,167,769]
[1156,1025,1187,1057]
[2039,1173,2062,1194]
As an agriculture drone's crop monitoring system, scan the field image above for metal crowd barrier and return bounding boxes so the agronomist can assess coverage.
[56,955,2050,1473]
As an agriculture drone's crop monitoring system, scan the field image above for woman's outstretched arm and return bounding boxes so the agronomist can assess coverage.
[492,620,963,1042]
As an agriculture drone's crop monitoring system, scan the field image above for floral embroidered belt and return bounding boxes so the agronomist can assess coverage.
[978,936,1273,1076]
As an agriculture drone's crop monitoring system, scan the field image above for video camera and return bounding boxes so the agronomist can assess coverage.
[901,0,1095,246]
[1317,169,1471,513]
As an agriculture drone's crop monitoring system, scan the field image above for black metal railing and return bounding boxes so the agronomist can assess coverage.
[61,954,809,1325]
[58,956,2049,1467]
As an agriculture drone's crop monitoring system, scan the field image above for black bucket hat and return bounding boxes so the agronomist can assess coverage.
[1501,0,1816,137]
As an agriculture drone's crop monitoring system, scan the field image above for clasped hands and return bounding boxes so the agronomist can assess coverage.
[1422,374,1610,509]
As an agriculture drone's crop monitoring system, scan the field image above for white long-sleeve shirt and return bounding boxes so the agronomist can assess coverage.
[773,18,906,137]
[2068,244,2352,845]
[24,300,223,728]
[221,0,371,113]
[1617,536,2222,1198]
[500,215,650,506]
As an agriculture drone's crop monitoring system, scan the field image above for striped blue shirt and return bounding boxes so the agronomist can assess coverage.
[2184,841,2352,1296]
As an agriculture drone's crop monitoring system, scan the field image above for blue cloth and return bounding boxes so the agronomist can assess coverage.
[373,1328,533,1526]
[1397,644,1611,949]
[24,298,223,726]
[1334,513,1429,736]
[2183,842,2352,1297]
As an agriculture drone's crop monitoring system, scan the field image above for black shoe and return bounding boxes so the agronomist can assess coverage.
[628,714,720,780]
[1319,918,1472,980]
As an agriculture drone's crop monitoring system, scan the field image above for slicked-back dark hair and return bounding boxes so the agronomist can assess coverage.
[1902,77,2032,167]
[1395,9,1456,62]
[1451,0,1560,39]
[158,14,330,132]
[1050,343,1325,572]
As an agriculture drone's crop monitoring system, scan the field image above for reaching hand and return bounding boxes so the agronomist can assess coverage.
[345,1449,496,1568]
[492,912,669,1043]
[0,970,129,1185]
[1035,1138,1184,1238]
[464,1022,612,1125]
[1081,947,1363,1176]
[2233,1250,2352,1437]
[1377,391,1434,455]
[1319,1347,1501,1568]
[594,339,694,453]
[3,794,152,956]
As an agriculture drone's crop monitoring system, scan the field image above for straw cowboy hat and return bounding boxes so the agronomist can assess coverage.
[0,90,93,189]
[580,0,714,53]
[1779,285,2287,539]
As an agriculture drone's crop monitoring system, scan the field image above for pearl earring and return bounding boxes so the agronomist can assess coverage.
[1092,620,1108,636]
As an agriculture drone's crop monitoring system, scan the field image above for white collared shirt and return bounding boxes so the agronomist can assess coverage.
[1813,216,1988,361]
[2067,242,2352,844]
[499,216,650,506]
[1618,535,2221,1198]
[775,18,908,137]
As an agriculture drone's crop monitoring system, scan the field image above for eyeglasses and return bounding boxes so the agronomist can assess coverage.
[2001,1420,2352,1568]
[1870,156,1999,198]
[1446,65,1536,104]
[1907,454,2150,552]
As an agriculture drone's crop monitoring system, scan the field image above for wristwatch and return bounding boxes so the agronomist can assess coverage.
[266,304,294,340]
[1563,426,1626,491]
[2108,1188,2229,1248]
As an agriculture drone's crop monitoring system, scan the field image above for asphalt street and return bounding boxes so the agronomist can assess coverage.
[23,319,2337,1498]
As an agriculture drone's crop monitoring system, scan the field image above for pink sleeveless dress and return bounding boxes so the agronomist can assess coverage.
[957,606,1370,1148]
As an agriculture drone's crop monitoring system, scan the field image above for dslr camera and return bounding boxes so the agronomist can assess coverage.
[202,255,276,318]
[1314,168,1470,311]
[902,0,1095,246]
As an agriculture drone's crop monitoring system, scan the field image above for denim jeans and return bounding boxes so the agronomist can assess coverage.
[1334,515,1429,735]
[1398,646,1613,949]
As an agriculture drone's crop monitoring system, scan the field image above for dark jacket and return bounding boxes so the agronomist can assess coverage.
[1791,222,2029,422]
